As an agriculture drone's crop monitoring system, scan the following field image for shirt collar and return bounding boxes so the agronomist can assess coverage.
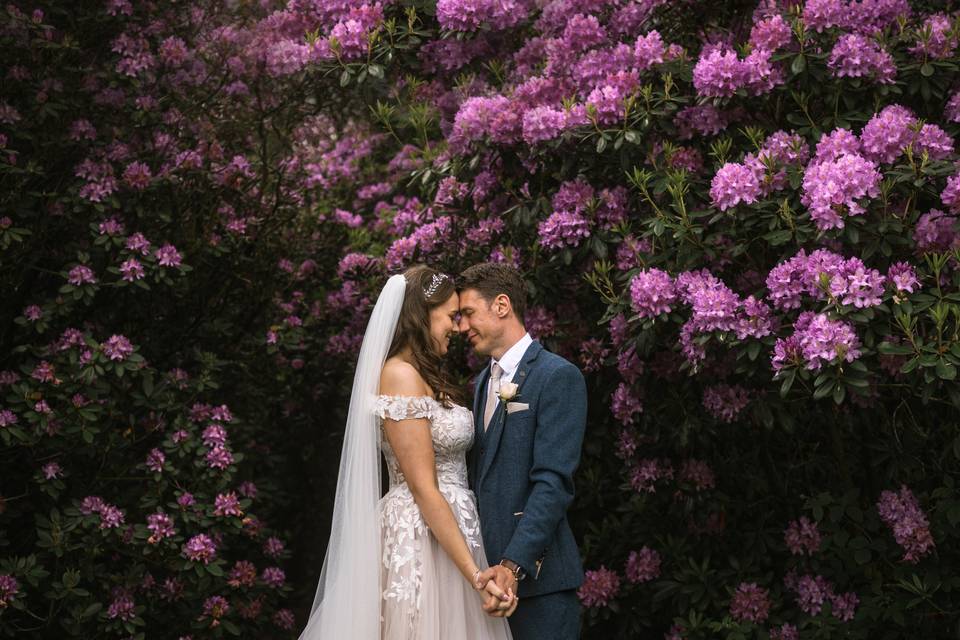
[492,333,532,381]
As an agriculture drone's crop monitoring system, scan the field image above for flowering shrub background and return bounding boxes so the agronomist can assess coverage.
[4,0,960,638]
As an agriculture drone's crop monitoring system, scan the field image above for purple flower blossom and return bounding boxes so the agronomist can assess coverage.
[273,608,296,630]
[675,104,728,139]
[946,91,960,123]
[102,334,134,361]
[125,232,151,255]
[630,458,673,493]
[177,492,195,507]
[31,361,55,383]
[915,123,954,160]
[203,595,229,620]
[261,566,286,588]
[859,105,915,164]
[634,30,665,70]
[578,338,609,373]
[887,262,919,293]
[942,175,960,213]
[831,591,859,621]
[796,313,862,370]
[750,14,792,51]
[67,265,97,286]
[784,517,822,556]
[120,258,145,281]
[155,243,182,267]
[702,384,751,423]
[769,623,799,640]
[183,534,217,564]
[123,161,152,190]
[790,573,833,616]
[911,14,957,59]
[203,424,228,447]
[206,445,234,469]
[264,536,286,558]
[537,210,591,250]
[693,47,745,98]
[617,346,644,384]
[877,485,935,563]
[145,448,165,473]
[0,574,19,608]
[730,582,771,623]
[611,383,643,425]
[0,410,17,427]
[914,209,960,252]
[107,592,136,621]
[214,492,243,517]
[625,547,661,583]
[801,151,881,230]
[828,34,896,84]
[814,128,861,163]
[99,503,125,529]
[577,566,620,608]
[679,459,715,491]
[41,461,62,479]
[238,481,258,499]
[711,162,761,210]
[629,268,676,318]
[147,511,175,543]
[522,106,567,144]
[228,560,257,588]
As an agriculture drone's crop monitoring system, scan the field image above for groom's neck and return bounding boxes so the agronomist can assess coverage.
[490,323,527,361]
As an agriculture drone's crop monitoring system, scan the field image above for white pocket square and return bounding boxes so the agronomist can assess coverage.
[506,402,529,414]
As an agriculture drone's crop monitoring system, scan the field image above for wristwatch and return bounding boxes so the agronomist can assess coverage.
[500,558,526,582]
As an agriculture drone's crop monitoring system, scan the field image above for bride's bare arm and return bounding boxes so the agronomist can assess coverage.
[380,361,510,601]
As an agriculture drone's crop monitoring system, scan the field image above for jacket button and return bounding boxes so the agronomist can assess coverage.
[480,448,485,455]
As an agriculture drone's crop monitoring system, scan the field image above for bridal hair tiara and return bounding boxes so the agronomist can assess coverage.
[423,273,448,298]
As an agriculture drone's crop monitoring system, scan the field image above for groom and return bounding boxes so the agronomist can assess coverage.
[458,263,587,640]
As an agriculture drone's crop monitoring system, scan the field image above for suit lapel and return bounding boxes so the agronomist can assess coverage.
[473,364,490,444]
[478,341,543,487]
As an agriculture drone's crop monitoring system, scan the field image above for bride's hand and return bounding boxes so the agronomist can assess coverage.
[482,582,518,617]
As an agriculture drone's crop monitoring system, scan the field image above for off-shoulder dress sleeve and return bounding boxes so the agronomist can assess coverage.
[374,395,435,421]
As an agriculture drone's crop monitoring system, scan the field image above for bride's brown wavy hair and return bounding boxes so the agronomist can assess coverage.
[387,265,465,407]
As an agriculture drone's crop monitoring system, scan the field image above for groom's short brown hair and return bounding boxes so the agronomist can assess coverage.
[459,263,527,320]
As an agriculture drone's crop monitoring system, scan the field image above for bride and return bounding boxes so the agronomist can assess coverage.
[299,265,515,639]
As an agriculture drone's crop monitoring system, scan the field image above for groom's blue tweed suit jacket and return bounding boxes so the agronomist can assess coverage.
[468,340,587,599]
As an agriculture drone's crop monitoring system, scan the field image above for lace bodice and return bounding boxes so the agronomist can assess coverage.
[374,395,473,489]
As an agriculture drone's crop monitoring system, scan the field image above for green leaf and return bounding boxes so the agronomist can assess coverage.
[339,69,352,87]
[921,62,935,77]
[791,54,806,74]
[936,359,957,380]
[832,384,846,404]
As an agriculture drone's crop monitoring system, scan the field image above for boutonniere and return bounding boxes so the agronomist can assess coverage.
[497,381,519,402]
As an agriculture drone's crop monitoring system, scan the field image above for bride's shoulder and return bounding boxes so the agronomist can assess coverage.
[380,358,429,397]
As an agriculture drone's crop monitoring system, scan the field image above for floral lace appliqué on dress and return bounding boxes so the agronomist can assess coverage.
[375,395,510,640]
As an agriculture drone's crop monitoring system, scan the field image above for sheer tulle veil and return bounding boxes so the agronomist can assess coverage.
[298,274,406,639]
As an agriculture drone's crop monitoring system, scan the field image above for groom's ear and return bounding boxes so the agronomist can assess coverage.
[492,293,514,319]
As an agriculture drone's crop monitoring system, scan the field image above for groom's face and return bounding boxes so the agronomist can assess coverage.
[457,288,502,357]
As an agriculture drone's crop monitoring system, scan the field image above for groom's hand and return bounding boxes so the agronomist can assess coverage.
[482,565,517,616]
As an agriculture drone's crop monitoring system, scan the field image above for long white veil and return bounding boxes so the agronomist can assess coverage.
[299,274,406,639]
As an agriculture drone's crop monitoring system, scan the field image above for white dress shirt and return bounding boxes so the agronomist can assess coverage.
[491,332,533,385]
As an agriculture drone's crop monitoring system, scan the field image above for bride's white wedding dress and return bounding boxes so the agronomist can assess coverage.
[375,394,512,640]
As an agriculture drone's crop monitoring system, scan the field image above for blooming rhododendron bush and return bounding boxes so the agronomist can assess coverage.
[259,0,960,637]
[5,0,960,638]
[0,0,392,635]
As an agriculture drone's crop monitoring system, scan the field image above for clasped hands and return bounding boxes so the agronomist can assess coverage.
[473,564,519,617]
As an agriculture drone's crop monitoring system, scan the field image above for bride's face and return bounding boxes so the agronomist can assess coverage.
[428,292,460,356]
